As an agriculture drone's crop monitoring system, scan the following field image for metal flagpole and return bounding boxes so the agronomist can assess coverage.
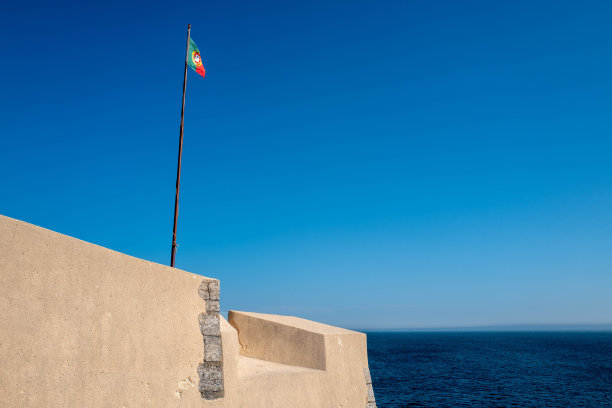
[171,23,191,267]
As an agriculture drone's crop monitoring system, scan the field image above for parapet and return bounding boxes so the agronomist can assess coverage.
[229,310,361,370]
[0,214,377,408]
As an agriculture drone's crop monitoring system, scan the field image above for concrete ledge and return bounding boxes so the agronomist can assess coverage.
[229,311,373,407]
[228,311,359,370]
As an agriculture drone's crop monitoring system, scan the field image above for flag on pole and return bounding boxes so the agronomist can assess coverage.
[187,38,206,78]
[171,26,204,267]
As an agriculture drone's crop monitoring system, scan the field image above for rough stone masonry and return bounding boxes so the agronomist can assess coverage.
[363,367,377,408]
[197,278,224,400]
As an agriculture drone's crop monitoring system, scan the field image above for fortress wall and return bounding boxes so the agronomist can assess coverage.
[0,214,376,408]
[0,215,211,407]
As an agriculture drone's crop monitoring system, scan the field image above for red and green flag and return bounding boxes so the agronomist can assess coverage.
[187,38,205,78]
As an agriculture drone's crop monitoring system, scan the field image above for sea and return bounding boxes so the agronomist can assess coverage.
[366,332,612,407]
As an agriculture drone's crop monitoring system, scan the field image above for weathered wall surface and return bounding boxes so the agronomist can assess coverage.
[229,311,374,408]
[0,215,376,408]
[0,214,210,407]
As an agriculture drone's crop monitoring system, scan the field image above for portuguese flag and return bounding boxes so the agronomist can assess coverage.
[187,38,205,78]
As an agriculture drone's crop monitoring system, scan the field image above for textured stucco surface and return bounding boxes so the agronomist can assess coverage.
[0,214,209,407]
[0,215,375,408]
[229,311,374,408]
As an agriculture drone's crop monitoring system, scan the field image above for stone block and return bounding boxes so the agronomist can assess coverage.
[198,361,224,393]
[363,366,372,384]
[203,390,224,400]
[204,335,223,362]
[206,300,220,313]
[198,313,220,336]
[198,280,209,300]
[365,403,377,408]
[208,280,220,300]
[367,385,376,403]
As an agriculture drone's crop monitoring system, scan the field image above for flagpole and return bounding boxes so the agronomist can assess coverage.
[171,23,191,267]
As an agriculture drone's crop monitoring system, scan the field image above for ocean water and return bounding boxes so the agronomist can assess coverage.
[366,332,612,407]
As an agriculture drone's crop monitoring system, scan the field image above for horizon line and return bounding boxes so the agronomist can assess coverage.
[352,323,612,332]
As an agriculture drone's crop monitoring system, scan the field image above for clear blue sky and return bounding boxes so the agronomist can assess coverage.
[1,0,611,329]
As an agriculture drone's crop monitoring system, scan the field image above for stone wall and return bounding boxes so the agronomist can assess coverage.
[197,279,224,399]
[364,367,378,407]
[0,214,377,408]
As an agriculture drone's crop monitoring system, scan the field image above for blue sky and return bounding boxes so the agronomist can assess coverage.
[1,0,611,329]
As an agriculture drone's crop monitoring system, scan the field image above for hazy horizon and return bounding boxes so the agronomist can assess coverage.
[358,323,612,332]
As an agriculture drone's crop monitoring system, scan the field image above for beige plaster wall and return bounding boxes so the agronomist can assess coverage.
[0,215,375,408]
[0,215,209,407]
[228,311,373,408]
